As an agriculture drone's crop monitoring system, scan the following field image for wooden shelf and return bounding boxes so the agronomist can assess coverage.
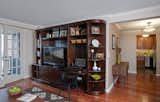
[88,79,105,83]
[71,43,87,45]
[89,46,104,49]
[88,70,104,73]
[90,34,104,36]
[89,59,104,61]
[42,37,67,40]
[70,34,87,38]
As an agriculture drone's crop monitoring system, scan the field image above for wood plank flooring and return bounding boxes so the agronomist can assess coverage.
[1,73,160,102]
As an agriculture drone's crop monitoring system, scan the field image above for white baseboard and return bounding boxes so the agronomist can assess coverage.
[23,75,31,79]
[105,77,118,93]
[106,82,114,93]
[156,74,160,76]
[128,70,137,74]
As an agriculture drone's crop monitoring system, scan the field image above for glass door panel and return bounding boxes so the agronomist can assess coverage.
[5,32,21,82]
[0,34,4,80]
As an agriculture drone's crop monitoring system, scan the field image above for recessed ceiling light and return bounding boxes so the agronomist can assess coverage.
[143,22,155,32]
[142,34,149,37]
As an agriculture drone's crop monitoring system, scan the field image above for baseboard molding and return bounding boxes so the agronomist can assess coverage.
[23,75,31,79]
[106,82,114,93]
[156,74,160,76]
[128,70,137,74]
[105,77,118,93]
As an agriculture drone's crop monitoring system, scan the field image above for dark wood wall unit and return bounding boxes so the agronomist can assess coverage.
[32,19,106,95]
[137,35,156,49]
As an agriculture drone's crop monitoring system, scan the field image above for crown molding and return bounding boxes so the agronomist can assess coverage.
[0,18,38,30]
[106,5,160,23]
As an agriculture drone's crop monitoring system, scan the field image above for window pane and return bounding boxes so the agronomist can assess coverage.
[13,39,17,49]
[12,58,16,67]
[7,34,12,39]
[17,58,20,66]
[17,67,21,74]
[12,34,17,40]
[8,40,12,49]
[13,50,19,57]
[12,68,16,74]
[8,50,12,56]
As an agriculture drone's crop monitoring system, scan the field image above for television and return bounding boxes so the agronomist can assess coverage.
[42,47,66,66]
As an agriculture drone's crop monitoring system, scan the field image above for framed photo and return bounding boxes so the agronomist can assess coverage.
[96,53,104,60]
[70,27,76,36]
[112,34,116,49]
[91,26,100,34]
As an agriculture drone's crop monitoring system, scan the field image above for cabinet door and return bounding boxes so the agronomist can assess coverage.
[39,67,49,81]
[144,37,151,49]
[137,35,156,49]
[137,36,143,49]
[151,35,156,49]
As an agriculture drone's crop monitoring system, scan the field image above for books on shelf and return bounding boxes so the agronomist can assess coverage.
[17,93,37,102]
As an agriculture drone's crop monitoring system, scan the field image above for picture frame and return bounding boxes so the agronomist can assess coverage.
[112,34,116,49]
[96,53,104,60]
[91,26,100,34]
[70,27,76,36]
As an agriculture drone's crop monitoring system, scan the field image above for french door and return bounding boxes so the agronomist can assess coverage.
[0,25,22,87]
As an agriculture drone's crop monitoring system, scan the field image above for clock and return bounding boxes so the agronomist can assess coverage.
[91,39,100,47]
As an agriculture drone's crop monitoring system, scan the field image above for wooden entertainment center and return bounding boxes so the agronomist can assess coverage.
[32,19,106,95]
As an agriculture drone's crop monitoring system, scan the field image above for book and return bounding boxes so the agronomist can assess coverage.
[17,93,37,102]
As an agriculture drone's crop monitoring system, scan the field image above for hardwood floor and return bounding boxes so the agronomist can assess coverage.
[1,73,160,102]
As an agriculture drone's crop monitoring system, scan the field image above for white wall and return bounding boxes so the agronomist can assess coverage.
[155,27,160,75]
[21,29,34,78]
[119,30,139,73]
[106,24,120,90]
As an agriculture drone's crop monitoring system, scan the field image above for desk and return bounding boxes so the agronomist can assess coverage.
[112,62,129,77]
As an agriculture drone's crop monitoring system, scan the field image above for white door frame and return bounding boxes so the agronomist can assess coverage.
[0,25,23,87]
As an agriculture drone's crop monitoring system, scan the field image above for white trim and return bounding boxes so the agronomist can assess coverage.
[106,82,114,93]
[0,18,37,30]
[128,70,137,74]
[107,5,160,23]
[105,77,118,93]
[23,75,31,79]
[156,74,160,76]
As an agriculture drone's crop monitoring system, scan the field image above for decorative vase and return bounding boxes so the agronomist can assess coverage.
[92,61,98,71]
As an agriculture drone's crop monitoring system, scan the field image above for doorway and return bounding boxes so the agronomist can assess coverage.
[0,26,22,87]
[136,35,156,75]
[111,17,159,76]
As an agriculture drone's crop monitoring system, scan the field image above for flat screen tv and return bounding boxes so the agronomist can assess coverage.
[42,47,66,66]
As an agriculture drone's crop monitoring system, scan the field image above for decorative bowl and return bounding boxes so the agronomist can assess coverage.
[76,39,82,43]
[8,86,22,96]
[90,74,101,81]
[71,40,76,44]
[82,39,87,43]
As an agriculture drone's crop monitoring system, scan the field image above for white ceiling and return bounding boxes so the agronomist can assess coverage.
[116,18,160,31]
[0,0,160,26]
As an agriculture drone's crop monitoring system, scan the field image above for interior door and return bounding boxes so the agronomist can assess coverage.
[0,26,22,87]
[0,25,5,87]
